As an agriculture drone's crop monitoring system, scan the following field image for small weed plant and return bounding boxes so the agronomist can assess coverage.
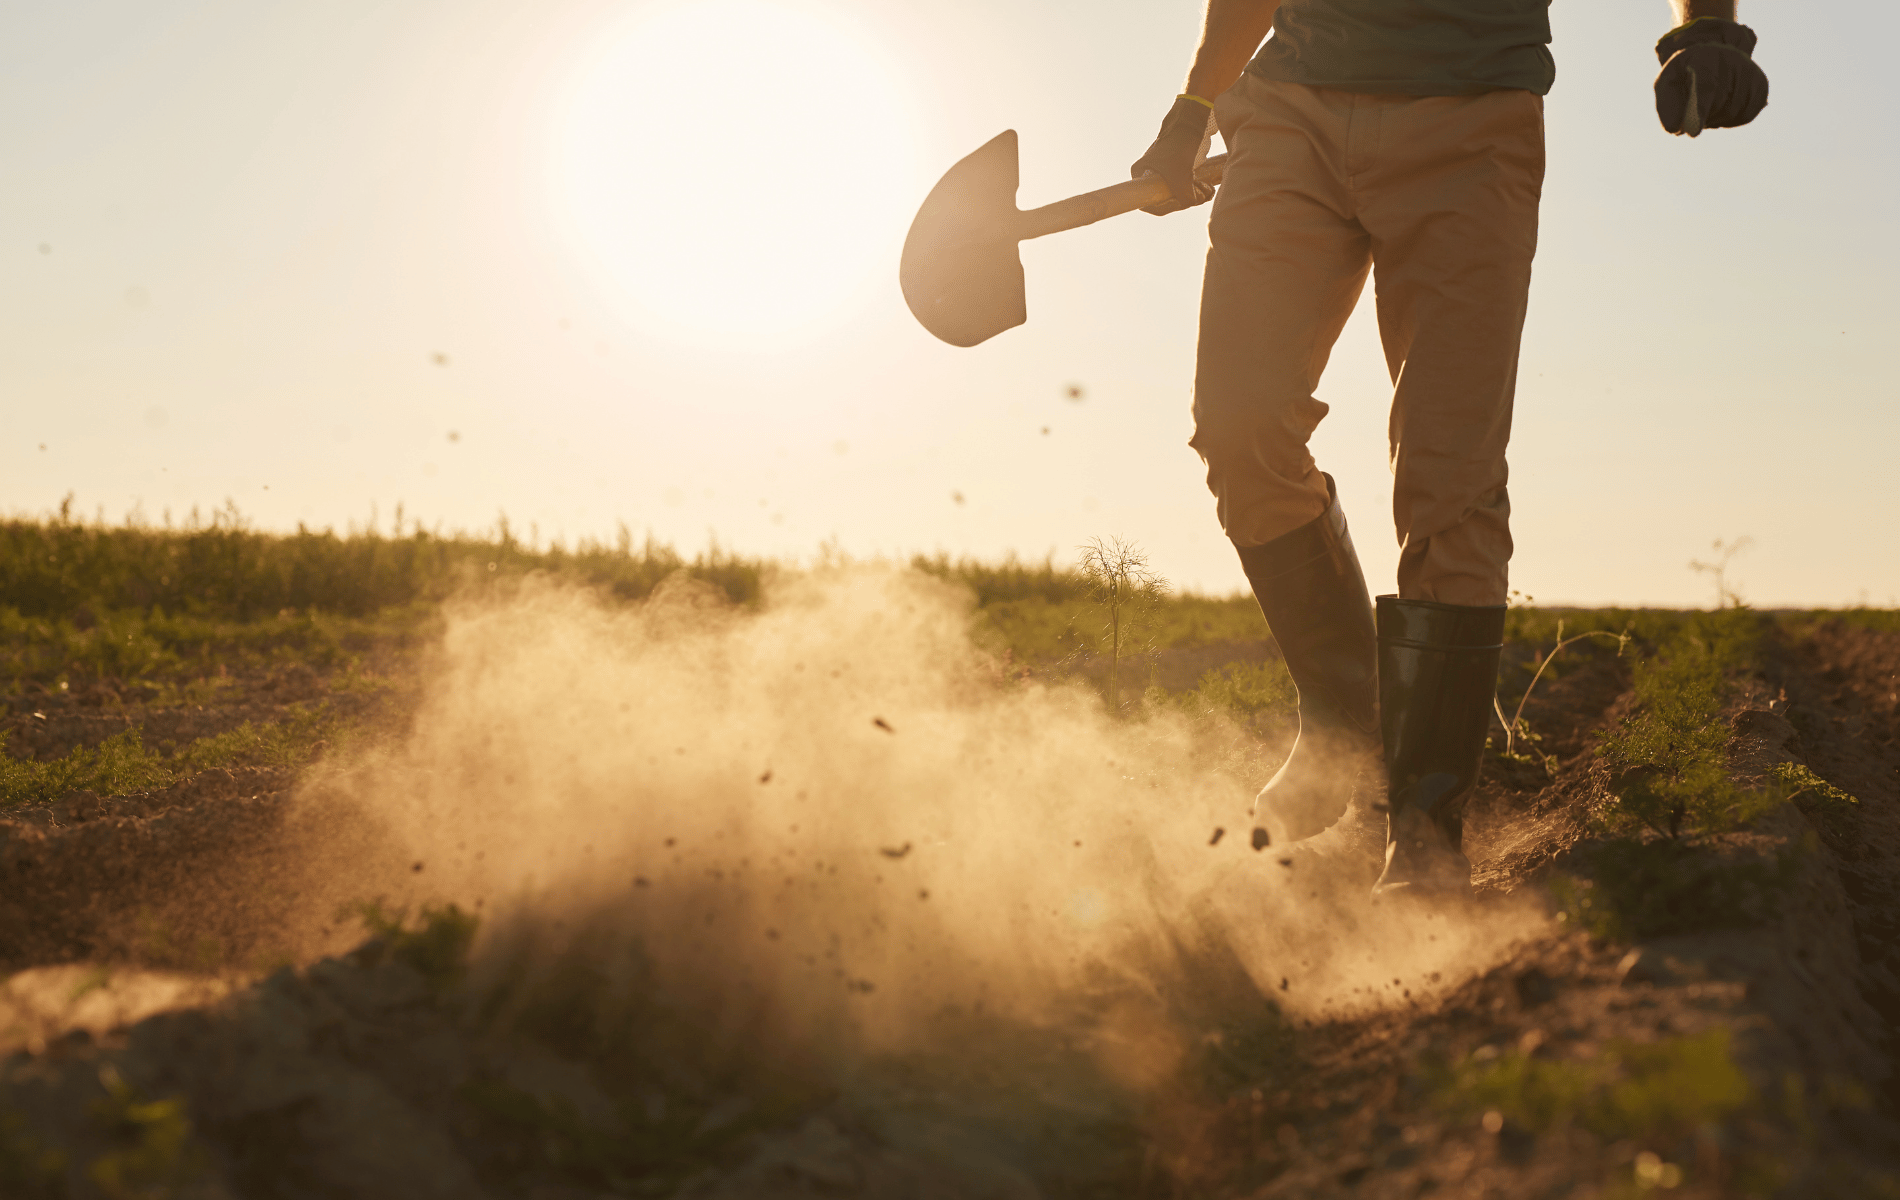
[1595,609,1768,842]
[1552,608,1804,939]
[1689,536,1753,609]
[1492,616,1631,765]
[1077,537,1168,712]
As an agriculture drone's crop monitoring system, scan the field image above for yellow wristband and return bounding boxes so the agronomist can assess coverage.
[1177,93,1216,110]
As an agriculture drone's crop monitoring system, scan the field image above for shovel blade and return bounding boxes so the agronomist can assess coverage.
[899,130,1025,348]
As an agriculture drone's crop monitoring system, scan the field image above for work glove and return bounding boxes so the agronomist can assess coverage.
[1654,18,1768,136]
[1130,95,1216,215]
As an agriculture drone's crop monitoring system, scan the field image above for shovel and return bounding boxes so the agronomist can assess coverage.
[900,130,1229,347]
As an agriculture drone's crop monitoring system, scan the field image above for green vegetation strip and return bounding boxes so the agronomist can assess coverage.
[1,506,764,620]
[1432,1027,1752,1143]
[0,602,432,690]
[1595,609,1770,841]
[1542,608,1866,942]
[0,705,352,809]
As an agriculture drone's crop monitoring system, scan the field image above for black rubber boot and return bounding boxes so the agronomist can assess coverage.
[1236,475,1380,846]
[1369,596,1507,900]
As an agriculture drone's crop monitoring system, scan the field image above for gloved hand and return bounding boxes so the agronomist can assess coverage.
[1130,95,1217,215]
[1654,18,1768,136]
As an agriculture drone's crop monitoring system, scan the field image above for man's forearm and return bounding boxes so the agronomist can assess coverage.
[1182,0,1282,101]
[1671,0,1736,23]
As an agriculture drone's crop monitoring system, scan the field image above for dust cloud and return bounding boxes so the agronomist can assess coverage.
[306,564,1539,1109]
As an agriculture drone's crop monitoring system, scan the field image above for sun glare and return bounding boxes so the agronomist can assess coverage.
[552,0,919,348]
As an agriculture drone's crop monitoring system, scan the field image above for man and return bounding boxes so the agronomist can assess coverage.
[1131,2,1767,898]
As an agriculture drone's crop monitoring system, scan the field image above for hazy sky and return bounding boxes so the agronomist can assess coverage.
[3,1,1894,606]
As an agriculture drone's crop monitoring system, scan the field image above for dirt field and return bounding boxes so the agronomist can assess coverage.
[2,566,1897,1199]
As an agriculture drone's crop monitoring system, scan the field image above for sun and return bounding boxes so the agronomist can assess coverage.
[551,0,919,348]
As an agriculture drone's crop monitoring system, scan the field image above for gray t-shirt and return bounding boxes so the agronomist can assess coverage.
[1248,0,1555,96]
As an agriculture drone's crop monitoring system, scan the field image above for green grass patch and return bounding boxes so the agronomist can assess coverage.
[2,514,1281,684]
[173,705,354,774]
[0,506,764,623]
[1171,660,1298,721]
[349,901,481,992]
[909,552,1096,607]
[971,592,1264,667]
[1552,608,1830,940]
[1550,838,1800,941]
[1595,609,1771,842]
[1432,1027,1752,1145]
[86,1066,205,1200]
[1769,762,1858,824]
[1778,608,1900,637]
[0,601,437,691]
[0,729,172,808]
[0,702,357,808]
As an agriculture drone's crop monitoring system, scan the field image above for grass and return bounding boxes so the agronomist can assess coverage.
[1767,762,1857,812]
[1541,607,1812,940]
[8,510,1888,809]
[0,1109,66,1200]
[1429,1027,1767,1196]
[1168,660,1298,722]
[87,1066,205,1200]
[0,703,355,808]
[1,512,1278,697]
[7,510,1892,824]
[0,729,172,808]
[4,507,1898,1198]
[1,501,765,621]
[1431,1026,1752,1147]
[348,901,481,992]
[1435,1032,1897,1199]
[0,602,435,692]
[1549,839,1801,941]
[1594,608,1770,842]
[1491,620,1631,763]
[971,591,1265,665]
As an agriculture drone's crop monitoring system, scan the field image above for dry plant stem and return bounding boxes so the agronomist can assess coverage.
[1494,622,1632,759]
[1077,537,1166,713]
[1688,536,1752,609]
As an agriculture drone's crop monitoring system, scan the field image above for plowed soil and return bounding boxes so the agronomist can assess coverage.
[2,609,1897,1199]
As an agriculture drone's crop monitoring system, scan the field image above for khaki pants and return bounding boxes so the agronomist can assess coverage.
[1192,75,1545,606]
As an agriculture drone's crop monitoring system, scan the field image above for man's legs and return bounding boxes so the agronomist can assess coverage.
[1195,77,1371,550]
[1363,89,1545,607]
[1354,88,1545,896]
[1195,77,1383,845]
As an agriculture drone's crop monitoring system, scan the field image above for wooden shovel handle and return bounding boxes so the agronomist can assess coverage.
[1015,153,1230,242]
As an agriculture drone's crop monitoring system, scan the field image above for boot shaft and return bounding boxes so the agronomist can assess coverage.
[1376,596,1506,839]
[1234,475,1378,737]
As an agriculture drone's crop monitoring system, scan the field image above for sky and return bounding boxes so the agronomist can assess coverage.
[2,0,1894,607]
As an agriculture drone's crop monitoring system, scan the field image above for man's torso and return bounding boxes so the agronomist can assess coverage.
[1248,0,1555,96]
